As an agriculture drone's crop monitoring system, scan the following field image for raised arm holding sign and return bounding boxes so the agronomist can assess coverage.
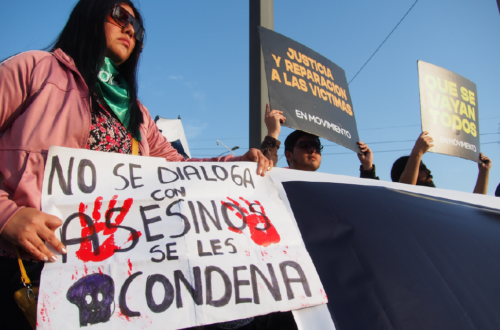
[261,104,378,179]
[393,132,492,194]
[391,61,494,194]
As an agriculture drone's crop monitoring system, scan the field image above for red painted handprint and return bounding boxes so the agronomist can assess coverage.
[221,197,280,247]
[75,196,139,262]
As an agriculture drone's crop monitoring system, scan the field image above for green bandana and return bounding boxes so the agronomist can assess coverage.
[95,57,141,141]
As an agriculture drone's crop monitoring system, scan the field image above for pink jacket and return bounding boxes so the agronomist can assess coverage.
[0,49,239,253]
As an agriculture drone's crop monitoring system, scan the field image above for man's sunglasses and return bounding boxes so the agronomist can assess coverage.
[294,141,323,153]
[110,4,145,42]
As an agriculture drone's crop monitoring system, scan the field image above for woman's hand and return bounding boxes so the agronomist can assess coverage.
[1,207,66,262]
[241,149,274,177]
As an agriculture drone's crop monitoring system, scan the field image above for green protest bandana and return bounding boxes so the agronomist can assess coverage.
[95,57,141,141]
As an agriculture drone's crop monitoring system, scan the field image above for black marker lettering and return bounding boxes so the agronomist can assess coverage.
[200,166,217,181]
[151,190,164,201]
[158,167,179,184]
[212,165,228,181]
[231,165,243,186]
[174,187,186,197]
[48,155,73,195]
[221,202,247,231]
[198,201,222,232]
[225,238,237,254]
[250,263,282,304]
[129,164,143,188]
[188,201,200,234]
[60,212,99,263]
[176,167,185,180]
[210,239,223,255]
[166,199,190,238]
[183,166,201,180]
[279,261,311,300]
[105,207,139,253]
[140,205,164,242]
[205,266,232,307]
[233,266,252,304]
[166,243,179,260]
[150,245,165,263]
[174,267,202,308]
[113,163,129,190]
[248,203,271,231]
[145,274,174,313]
[197,240,212,257]
[77,159,96,194]
[243,168,255,189]
[119,271,142,317]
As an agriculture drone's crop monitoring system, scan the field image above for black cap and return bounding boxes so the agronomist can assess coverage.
[284,130,320,153]
[391,156,410,182]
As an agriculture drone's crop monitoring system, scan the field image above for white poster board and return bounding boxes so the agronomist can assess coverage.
[37,147,327,329]
[155,116,191,158]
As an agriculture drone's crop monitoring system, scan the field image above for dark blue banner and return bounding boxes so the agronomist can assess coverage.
[284,181,500,329]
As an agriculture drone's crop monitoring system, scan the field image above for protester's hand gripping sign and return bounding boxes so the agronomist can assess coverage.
[418,60,480,162]
[38,147,327,329]
[259,26,360,153]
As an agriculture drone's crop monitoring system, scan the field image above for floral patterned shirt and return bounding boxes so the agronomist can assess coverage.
[0,98,138,260]
[86,97,138,154]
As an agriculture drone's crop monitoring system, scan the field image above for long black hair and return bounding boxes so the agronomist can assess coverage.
[51,0,145,139]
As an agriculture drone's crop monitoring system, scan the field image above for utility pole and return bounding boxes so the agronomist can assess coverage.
[249,0,274,149]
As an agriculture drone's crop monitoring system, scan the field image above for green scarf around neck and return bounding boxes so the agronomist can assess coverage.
[95,57,141,141]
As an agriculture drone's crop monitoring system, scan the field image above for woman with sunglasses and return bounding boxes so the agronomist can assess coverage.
[0,1,271,327]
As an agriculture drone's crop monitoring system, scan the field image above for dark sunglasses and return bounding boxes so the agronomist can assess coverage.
[294,141,323,153]
[110,4,145,42]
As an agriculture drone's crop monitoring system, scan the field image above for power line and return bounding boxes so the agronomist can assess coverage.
[323,139,416,147]
[359,124,419,131]
[190,147,247,151]
[358,117,500,131]
[190,132,499,151]
[186,118,500,143]
[322,133,499,147]
[322,148,412,156]
[348,0,420,84]
[320,142,499,156]
[192,140,498,157]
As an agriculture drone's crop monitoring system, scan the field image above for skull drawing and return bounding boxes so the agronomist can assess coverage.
[67,273,115,326]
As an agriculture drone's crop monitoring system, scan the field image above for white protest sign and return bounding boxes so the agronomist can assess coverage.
[38,146,327,329]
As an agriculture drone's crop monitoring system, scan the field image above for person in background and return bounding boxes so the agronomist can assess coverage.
[391,132,492,194]
[261,104,378,179]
